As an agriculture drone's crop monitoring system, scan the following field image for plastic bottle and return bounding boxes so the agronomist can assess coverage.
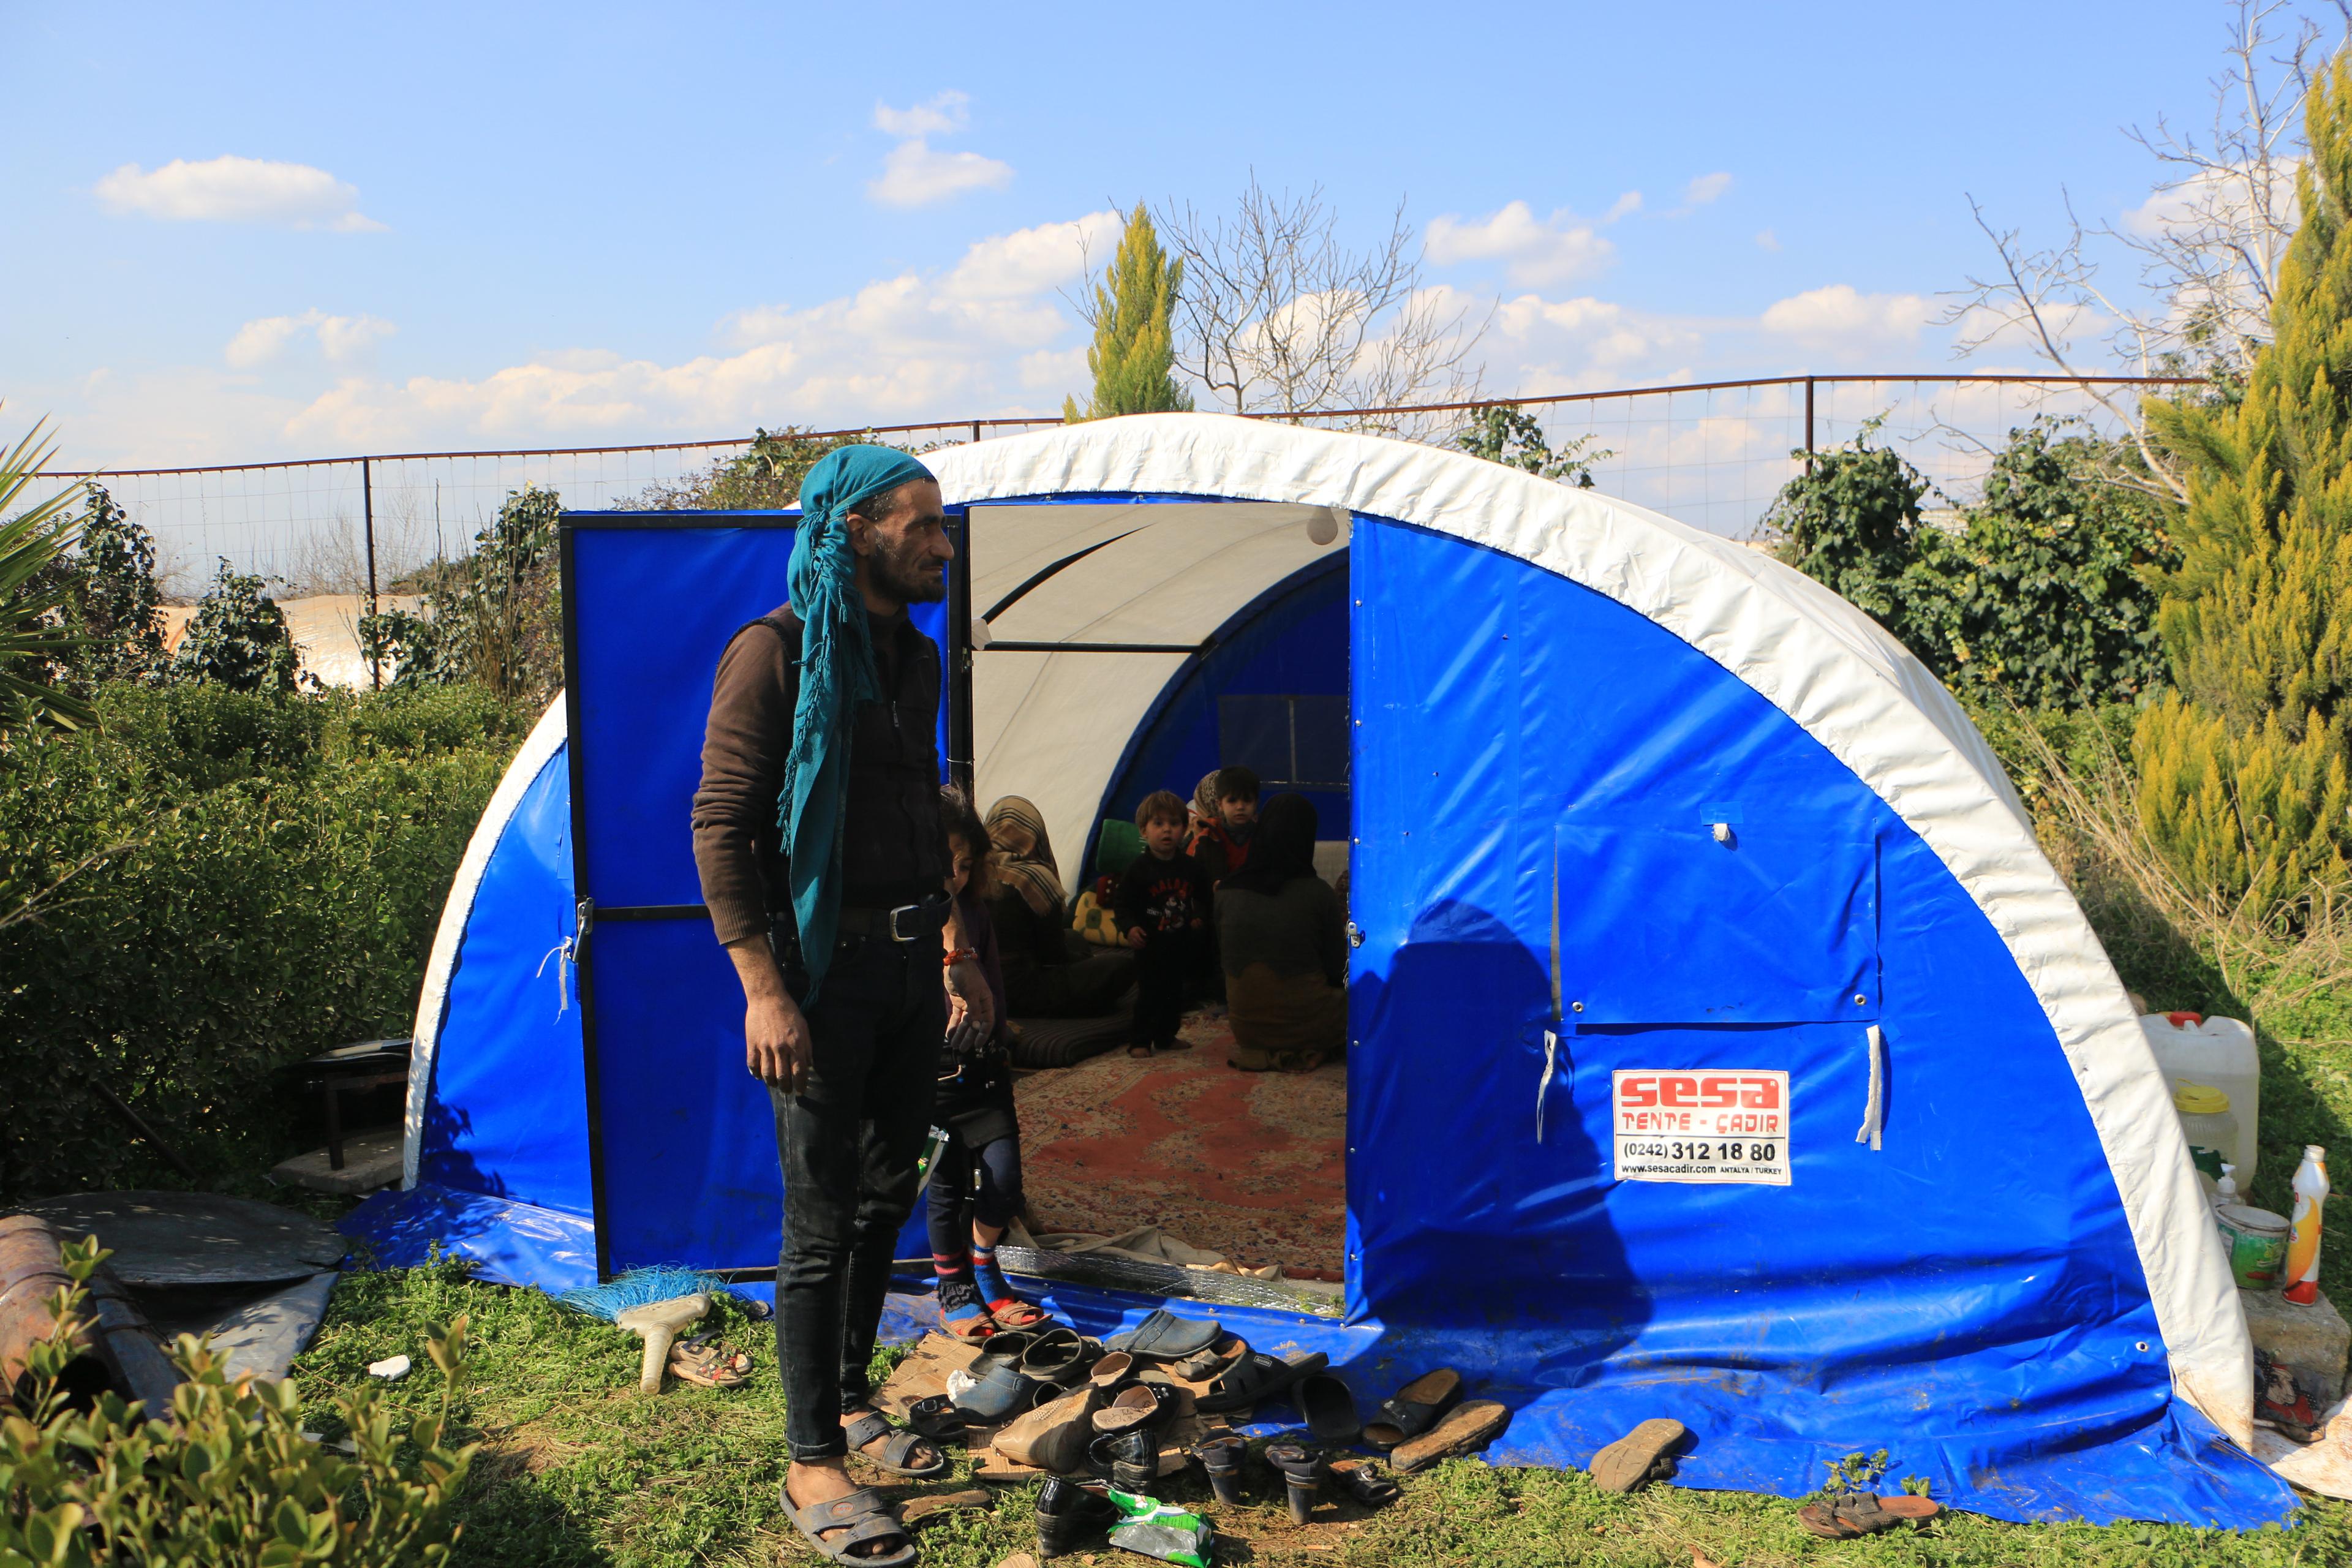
[2215,1162,2239,1206]
[2143,1012,2260,1183]
[2284,1144,2329,1306]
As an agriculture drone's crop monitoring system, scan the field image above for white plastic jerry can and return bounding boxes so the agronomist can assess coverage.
[2141,1012,2260,1185]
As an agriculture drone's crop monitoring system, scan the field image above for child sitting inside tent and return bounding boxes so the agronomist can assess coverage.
[930,788,1049,1340]
[1188,766,1259,884]
[1217,793,1346,1072]
[1115,790,1214,1058]
[983,795,1135,1017]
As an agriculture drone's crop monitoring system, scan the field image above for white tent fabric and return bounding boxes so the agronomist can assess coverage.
[925,412,2251,1445]
[401,696,567,1189]
[968,500,1347,888]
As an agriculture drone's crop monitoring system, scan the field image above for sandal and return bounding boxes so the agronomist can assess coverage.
[987,1291,1051,1330]
[1295,1372,1361,1446]
[942,1298,998,1343]
[1107,1308,1224,1363]
[843,1409,949,1479]
[1390,1400,1509,1474]
[1799,1492,1939,1537]
[1092,1382,1181,1434]
[1329,1458,1399,1508]
[1266,1441,1323,1525]
[1364,1369,1463,1448]
[1171,1336,1246,1382]
[667,1335,752,1389]
[1194,1434,1246,1506]
[1586,1417,1686,1493]
[1019,1327,1090,1387]
[1196,1349,1330,1414]
[786,1483,915,1568]
[903,1393,968,1445]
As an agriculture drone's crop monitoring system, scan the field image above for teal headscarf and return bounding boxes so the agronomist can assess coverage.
[779,443,937,998]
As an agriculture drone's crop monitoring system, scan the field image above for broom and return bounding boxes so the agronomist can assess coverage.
[557,1267,732,1393]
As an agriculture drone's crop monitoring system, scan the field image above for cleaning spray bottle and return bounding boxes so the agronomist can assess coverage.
[2283,1144,2329,1306]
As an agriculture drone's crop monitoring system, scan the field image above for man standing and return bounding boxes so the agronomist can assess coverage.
[692,445,987,1561]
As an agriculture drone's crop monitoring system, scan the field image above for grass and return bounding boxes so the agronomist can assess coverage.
[296,1260,2352,1568]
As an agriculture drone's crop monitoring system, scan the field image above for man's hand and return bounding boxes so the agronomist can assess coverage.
[1125,927,1147,949]
[944,954,994,1046]
[727,937,813,1091]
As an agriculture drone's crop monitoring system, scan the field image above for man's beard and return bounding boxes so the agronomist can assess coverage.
[872,537,947,605]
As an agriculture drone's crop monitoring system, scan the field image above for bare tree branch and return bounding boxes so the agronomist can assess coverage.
[1156,177,1488,440]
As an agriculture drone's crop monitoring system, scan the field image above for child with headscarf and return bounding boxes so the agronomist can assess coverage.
[981,795,1136,1017]
[1215,793,1346,1071]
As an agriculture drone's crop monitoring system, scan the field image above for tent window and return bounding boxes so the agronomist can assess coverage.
[1219,694,1349,791]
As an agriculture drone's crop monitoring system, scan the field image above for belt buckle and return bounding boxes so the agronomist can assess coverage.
[887,902,922,942]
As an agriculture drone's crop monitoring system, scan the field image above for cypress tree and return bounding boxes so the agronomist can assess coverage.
[2138,53,2352,915]
[1063,203,1193,421]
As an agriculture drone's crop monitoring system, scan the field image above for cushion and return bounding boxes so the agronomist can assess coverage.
[1008,1013,1130,1069]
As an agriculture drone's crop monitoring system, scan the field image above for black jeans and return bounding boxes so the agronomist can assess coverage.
[925,1131,1024,1259]
[1132,927,1195,1048]
[769,927,944,1462]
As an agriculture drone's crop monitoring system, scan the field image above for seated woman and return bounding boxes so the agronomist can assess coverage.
[1216,793,1347,1072]
[982,795,1135,1018]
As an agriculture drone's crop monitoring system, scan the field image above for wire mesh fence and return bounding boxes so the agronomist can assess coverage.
[36,376,2191,602]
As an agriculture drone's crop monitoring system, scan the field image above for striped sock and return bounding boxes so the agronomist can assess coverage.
[972,1242,1013,1306]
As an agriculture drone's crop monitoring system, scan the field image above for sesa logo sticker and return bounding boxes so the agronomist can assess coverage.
[1611,1069,1791,1186]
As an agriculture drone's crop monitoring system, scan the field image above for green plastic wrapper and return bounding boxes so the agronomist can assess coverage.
[1104,1486,1215,1567]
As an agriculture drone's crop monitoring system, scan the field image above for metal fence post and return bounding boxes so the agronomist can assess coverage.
[970,419,982,444]
[361,456,380,690]
[1803,377,1816,475]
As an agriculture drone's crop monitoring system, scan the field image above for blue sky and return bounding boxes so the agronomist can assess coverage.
[1,1,2266,467]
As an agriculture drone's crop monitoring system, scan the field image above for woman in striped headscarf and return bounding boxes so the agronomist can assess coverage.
[983,795,1136,1018]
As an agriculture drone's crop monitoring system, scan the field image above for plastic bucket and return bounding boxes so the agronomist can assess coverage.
[2216,1204,2291,1289]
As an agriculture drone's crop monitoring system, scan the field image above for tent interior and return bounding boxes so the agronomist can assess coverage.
[963,499,1353,1283]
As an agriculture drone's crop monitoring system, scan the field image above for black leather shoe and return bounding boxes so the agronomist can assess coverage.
[1036,1476,1118,1559]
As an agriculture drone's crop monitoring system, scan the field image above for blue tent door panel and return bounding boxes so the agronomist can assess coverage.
[1553,821,1879,1023]
[563,511,962,1275]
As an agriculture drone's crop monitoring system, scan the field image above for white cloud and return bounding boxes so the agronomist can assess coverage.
[1604,190,1643,222]
[1758,284,1931,356]
[95,155,385,232]
[1755,228,1781,252]
[1426,201,1615,287]
[874,91,971,138]
[261,212,1120,450]
[1683,172,1733,207]
[225,309,396,368]
[869,138,1014,208]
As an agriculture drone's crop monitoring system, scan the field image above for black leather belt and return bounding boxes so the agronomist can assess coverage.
[836,895,951,942]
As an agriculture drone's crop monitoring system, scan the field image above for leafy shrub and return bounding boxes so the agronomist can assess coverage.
[2,1235,476,1567]
[1763,421,2174,711]
[360,489,559,704]
[1455,405,1611,488]
[0,683,529,1199]
[176,559,301,693]
[625,426,873,511]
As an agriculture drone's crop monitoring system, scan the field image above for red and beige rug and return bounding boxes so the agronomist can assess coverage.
[1011,1010,1347,1276]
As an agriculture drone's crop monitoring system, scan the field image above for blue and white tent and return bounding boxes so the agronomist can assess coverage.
[349,413,2288,1528]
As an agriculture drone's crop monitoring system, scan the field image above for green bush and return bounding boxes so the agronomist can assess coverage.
[176,559,302,694]
[0,683,529,1200]
[2,1236,475,1567]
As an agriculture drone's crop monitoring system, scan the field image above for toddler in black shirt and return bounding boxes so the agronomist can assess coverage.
[1115,790,1213,1057]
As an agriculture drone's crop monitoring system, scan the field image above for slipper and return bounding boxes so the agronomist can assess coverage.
[1107,1308,1224,1363]
[1586,1417,1686,1493]
[953,1360,1030,1423]
[1295,1373,1362,1446]
[1390,1400,1510,1474]
[898,1488,993,1526]
[1363,1368,1463,1448]
[1798,1492,1920,1539]
[975,1330,1038,1372]
[1088,1351,1137,1390]
[667,1336,752,1389]
[1171,1336,1246,1382]
[843,1410,949,1479]
[1329,1458,1399,1508]
[1196,1350,1329,1414]
[903,1393,968,1445]
[785,1483,915,1568]
[1019,1327,1090,1387]
[942,1298,998,1343]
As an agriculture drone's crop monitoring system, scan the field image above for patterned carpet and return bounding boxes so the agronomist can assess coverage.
[1012,1009,1347,1276]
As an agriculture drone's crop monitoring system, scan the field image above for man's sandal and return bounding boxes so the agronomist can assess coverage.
[843,1409,950,1479]
[1796,1492,1940,1539]
[785,1483,916,1568]
[667,1336,752,1389]
[903,1393,968,1446]
[987,1292,1050,1330]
